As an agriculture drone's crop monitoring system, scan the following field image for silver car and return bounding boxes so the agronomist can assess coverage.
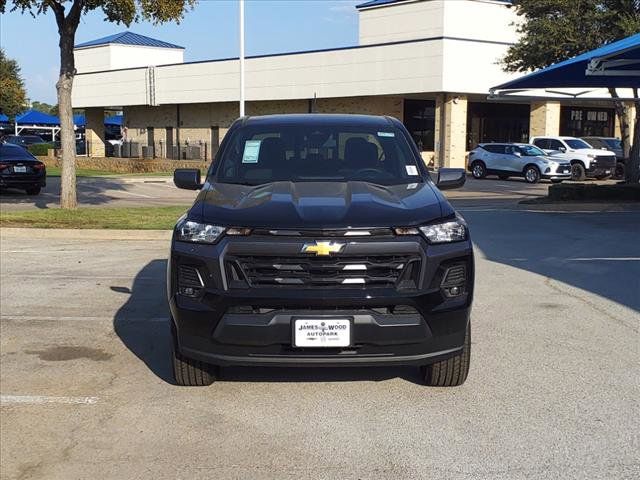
[467,143,572,184]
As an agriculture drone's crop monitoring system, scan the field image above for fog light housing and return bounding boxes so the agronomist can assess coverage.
[440,264,466,297]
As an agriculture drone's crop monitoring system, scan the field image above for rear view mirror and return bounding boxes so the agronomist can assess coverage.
[436,168,466,190]
[174,168,202,190]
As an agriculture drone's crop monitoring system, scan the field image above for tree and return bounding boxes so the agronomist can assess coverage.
[31,100,59,116]
[0,0,197,208]
[502,0,640,183]
[0,48,27,119]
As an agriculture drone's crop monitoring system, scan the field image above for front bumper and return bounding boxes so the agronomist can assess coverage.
[168,234,474,367]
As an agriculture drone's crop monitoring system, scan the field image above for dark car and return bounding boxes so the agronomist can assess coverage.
[169,114,472,387]
[0,143,47,195]
[2,135,47,147]
[582,137,626,179]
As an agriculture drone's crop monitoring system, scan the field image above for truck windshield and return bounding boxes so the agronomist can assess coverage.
[215,123,422,186]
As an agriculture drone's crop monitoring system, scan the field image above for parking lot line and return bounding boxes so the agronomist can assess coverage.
[567,257,640,261]
[1,395,99,405]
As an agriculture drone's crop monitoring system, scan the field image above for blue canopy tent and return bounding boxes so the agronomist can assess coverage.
[491,33,640,93]
[104,115,123,126]
[15,109,62,140]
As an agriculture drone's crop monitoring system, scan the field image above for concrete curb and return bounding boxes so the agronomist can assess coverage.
[0,227,172,240]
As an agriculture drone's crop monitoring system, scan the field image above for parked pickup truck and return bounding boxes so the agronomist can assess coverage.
[530,136,616,181]
[169,114,473,387]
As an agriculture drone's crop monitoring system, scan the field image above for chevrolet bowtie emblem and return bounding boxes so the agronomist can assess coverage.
[301,241,345,256]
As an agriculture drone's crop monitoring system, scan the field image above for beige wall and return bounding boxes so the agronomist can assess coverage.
[85,107,105,157]
[529,101,561,139]
[359,0,445,45]
[434,94,468,168]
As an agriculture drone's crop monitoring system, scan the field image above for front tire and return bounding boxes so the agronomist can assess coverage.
[524,165,541,184]
[571,163,586,181]
[421,322,470,387]
[614,162,625,180]
[471,161,487,179]
[172,325,217,386]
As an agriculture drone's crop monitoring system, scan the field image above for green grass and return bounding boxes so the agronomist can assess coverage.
[0,206,187,229]
[46,167,174,177]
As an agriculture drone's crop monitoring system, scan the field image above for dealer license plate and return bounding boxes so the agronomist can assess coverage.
[294,319,351,347]
[13,166,27,173]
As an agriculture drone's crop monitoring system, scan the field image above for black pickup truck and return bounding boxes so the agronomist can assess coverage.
[169,114,473,387]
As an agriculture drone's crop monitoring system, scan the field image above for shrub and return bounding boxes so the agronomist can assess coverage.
[27,143,53,156]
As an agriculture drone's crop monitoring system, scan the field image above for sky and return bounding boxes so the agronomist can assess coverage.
[0,0,361,104]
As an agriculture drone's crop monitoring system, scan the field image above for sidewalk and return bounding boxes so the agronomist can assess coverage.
[0,227,172,240]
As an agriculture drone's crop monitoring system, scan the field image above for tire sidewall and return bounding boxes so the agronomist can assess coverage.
[571,163,586,181]
[524,165,540,184]
[471,161,486,179]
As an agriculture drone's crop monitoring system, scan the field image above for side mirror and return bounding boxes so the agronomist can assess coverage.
[174,168,202,190]
[559,146,567,153]
[436,168,466,190]
[513,151,522,157]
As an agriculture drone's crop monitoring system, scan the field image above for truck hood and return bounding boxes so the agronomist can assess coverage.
[192,181,450,229]
[550,148,616,157]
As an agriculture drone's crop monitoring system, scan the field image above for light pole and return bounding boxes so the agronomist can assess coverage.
[239,0,245,117]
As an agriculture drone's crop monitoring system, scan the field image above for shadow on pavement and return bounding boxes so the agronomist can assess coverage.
[114,259,423,385]
[463,208,640,312]
[0,177,145,209]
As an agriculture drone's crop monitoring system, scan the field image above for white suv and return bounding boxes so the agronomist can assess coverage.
[530,136,616,181]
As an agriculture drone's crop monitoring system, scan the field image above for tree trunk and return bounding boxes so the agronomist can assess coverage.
[628,89,640,184]
[52,1,83,210]
[608,88,631,159]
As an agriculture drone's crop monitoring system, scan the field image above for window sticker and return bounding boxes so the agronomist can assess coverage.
[242,140,262,164]
[377,131,395,138]
[405,165,419,176]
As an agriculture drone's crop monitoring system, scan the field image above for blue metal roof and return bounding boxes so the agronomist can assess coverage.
[75,31,184,50]
[104,115,123,126]
[357,0,512,8]
[493,33,640,90]
[0,113,9,122]
[16,109,60,125]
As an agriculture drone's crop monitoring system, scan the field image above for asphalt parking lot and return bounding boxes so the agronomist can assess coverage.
[1,201,638,479]
[1,173,617,211]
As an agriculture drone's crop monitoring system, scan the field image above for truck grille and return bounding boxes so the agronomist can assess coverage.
[594,155,616,167]
[230,255,421,289]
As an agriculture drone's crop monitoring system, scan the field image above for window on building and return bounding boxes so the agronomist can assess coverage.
[467,103,530,150]
[560,107,614,137]
[403,99,435,151]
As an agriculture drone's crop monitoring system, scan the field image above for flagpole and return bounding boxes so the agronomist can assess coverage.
[239,0,245,117]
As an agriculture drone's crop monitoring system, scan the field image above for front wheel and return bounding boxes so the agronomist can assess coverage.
[422,322,470,387]
[471,161,486,179]
[524,165,541,184]
[571,163,586,181]
[614,162,626,180]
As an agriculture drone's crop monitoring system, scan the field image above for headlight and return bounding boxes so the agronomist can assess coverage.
[176,220,225,244]
[419,219,467,244]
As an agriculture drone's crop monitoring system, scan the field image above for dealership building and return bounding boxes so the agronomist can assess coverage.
[72,0,636,167]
